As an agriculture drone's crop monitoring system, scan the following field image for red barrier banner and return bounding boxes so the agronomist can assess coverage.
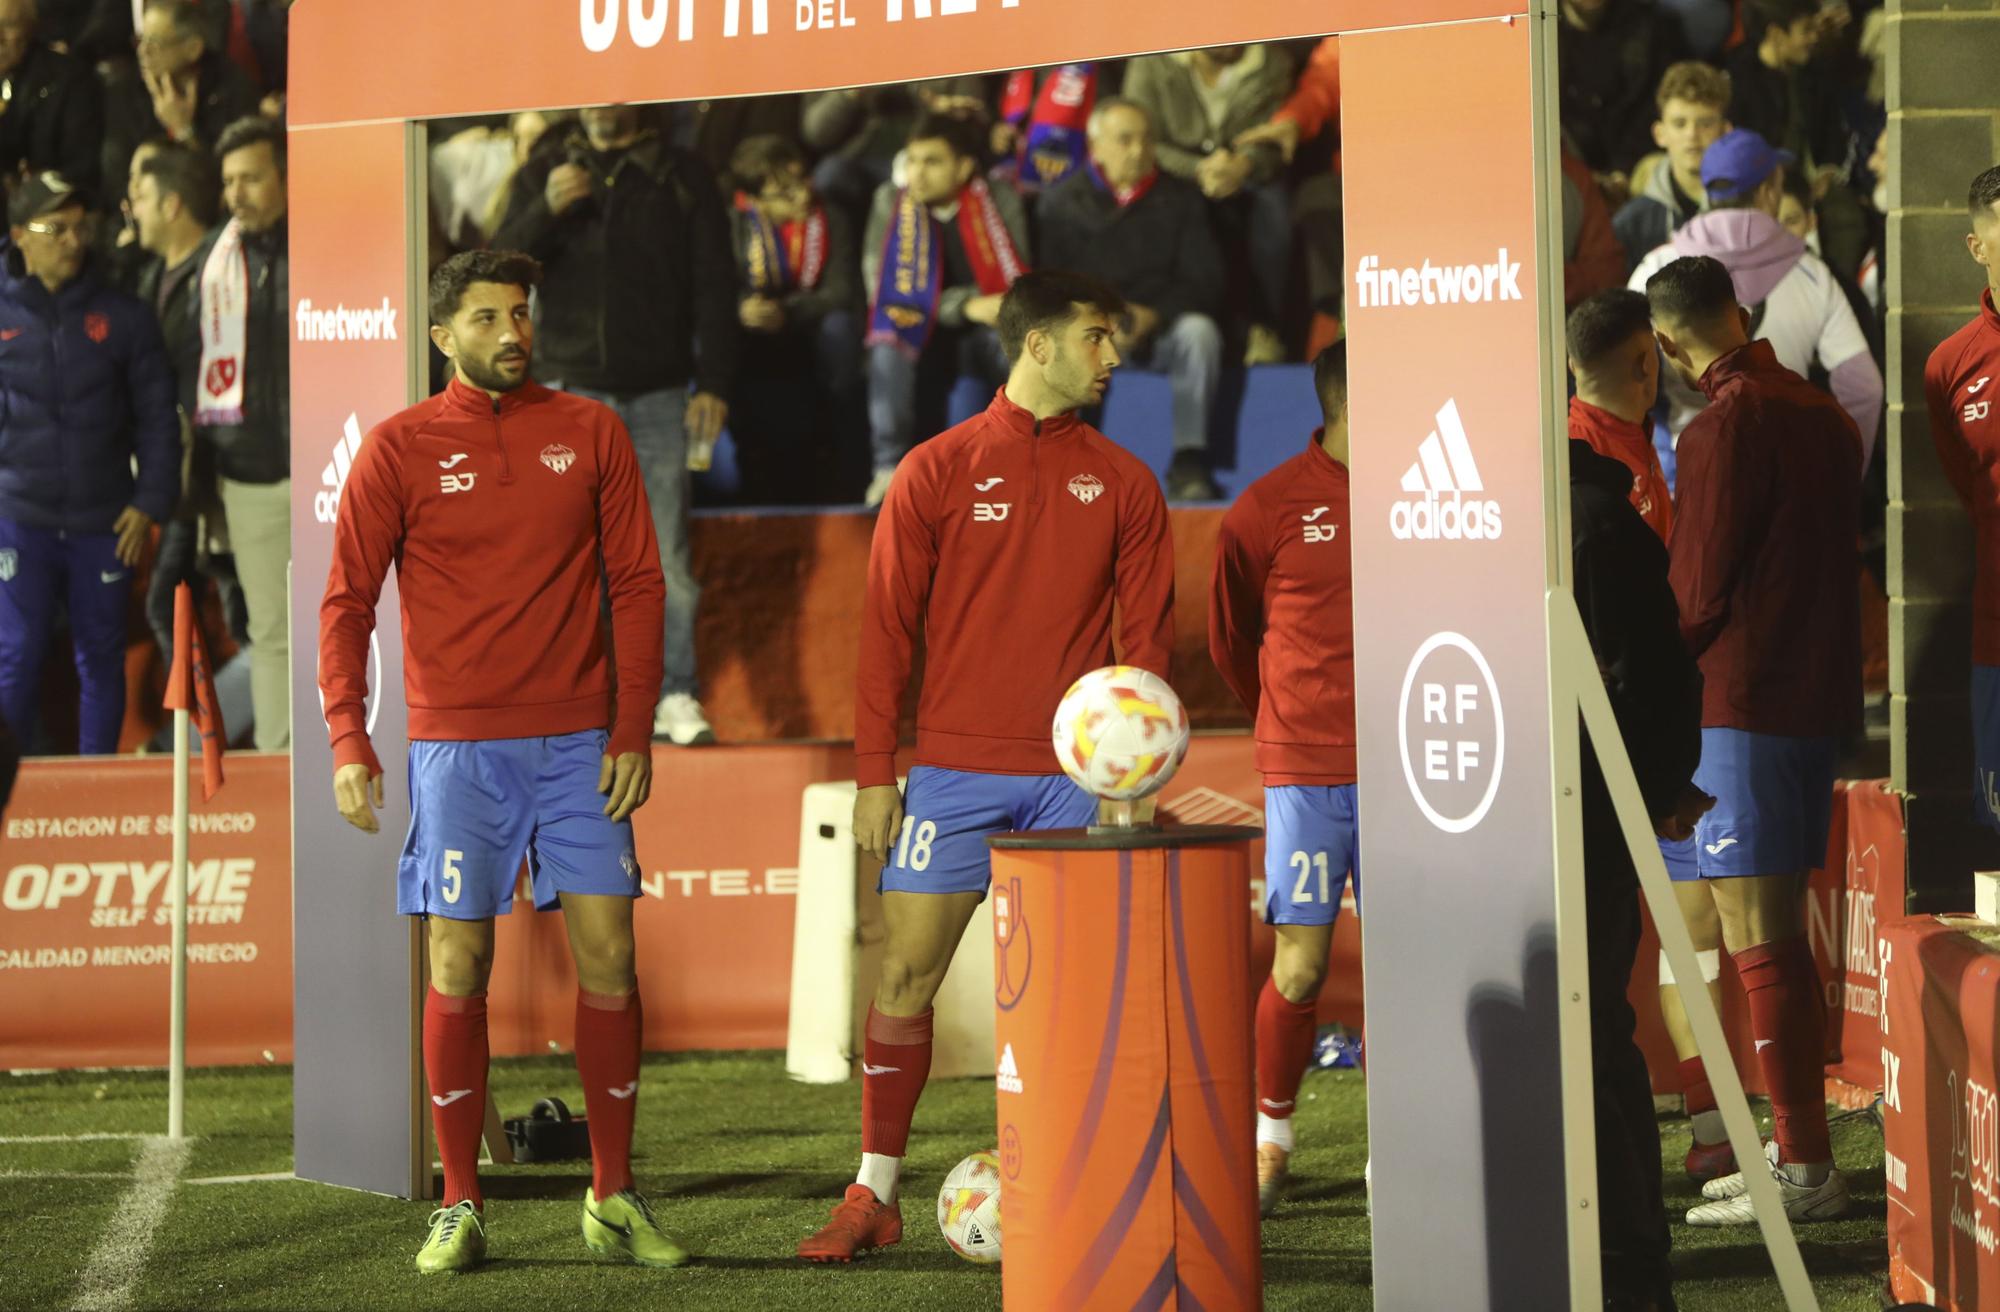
[1883,914,2000,1311]
[0,755,294,1068]
[5,735,1360,1068]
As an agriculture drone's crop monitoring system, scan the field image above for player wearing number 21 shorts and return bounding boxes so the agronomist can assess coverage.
[1207,342,1359,1218]
[797,270,1175,1263]
[319,251,689,1275]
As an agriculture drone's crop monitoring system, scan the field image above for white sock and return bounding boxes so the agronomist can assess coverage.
[1690,1110,1726,1144]
[1256,1112,1295,1152]
[856,1152,901,1203]
[1777,1159,1830,1188]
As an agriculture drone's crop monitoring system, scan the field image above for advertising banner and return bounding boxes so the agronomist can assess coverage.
[1342,16,1568,1308]
[286,121,421,1197]
[288,0,1518,130]
[0,755,293,1069]
[1883,914,2000,1310]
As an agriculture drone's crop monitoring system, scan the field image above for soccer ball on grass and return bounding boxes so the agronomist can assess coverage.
[937,1148,1003,1264]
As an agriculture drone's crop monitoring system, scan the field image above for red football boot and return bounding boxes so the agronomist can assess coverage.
[797,1184,903,1263]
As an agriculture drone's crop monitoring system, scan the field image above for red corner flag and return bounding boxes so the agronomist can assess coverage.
[163,582,226,800]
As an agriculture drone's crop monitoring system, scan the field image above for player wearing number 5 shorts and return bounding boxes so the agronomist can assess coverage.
[796,270,1175,1263]
[1648,255,1862,1225]
[319,251,688,1275]
[1208,343,1359,1217]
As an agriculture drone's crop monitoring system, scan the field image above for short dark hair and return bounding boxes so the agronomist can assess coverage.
[1971,164,2000,222]
[1566,289,1654,369]
[1644,255,1739,329]
[216,115,285,176]
[729,134,806,195]
[429,249,542,327]
[1311,340,1347,420]
[145,0,206,41]
[995,269,1125,363]
[907,110,984,163]
[137,143,219,228]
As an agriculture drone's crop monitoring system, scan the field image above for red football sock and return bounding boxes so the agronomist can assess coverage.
[1734,937,1831,1165]
[423,986,489,1208]
[1678,1055,1717,1117]
[1256,977,1319,1118]
[861,1006,933,1157]
[575,988,643,1199]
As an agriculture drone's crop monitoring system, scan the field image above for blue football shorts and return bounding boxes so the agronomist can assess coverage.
[1972,664,2000,835]
[1690,727,1838,880]
[1661,833,1700,882]
[1262,784,1360,928]
[397,729,640,920]
[879,766,1098,897]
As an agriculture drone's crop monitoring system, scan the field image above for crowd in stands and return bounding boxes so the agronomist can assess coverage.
[0,0,1900,757]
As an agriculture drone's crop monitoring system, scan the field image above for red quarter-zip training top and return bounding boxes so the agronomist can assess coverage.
[1208,433,1356,785]
[854,389,1175,788]
[1927,289,2000,664]
[319,378,666,774]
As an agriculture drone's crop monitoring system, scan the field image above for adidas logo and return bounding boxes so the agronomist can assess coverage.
[313,413,365,525]
[996,1043,1023,1095]
[1390,399,1502,541]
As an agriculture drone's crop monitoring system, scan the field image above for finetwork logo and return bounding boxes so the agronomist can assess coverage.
[313,414,364,525]
[1353,248,1523,310]
[295,298,399,343]
[1391,399,1502,541]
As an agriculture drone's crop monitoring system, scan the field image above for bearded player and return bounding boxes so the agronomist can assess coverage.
[320,250,685,1274]
[797,269,1174,1263]
[1208,343,1357,1216]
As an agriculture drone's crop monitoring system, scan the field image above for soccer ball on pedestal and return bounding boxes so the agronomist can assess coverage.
[938,1148,1003,1263]
[1050,665,1191,802]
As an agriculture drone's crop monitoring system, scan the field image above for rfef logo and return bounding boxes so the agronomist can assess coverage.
[1391,399,1502,541]
[1398,631,1505,834]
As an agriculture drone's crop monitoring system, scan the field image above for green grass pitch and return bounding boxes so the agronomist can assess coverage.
[0,1053,1892,1309]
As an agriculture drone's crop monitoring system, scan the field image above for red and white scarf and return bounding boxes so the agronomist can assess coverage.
[195,218,247,427]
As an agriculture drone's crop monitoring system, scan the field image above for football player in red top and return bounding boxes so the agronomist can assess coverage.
[1208,344,1356,1215]
[799,270,1174,1263]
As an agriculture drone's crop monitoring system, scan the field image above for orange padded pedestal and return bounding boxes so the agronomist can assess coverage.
[987,825,1262,1311]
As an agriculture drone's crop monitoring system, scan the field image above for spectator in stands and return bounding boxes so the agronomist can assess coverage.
[1630,129,1882,460]
[676,94,803,186]
[1726,0,1869,278]
[861,111,1027,508]
[1037,99,1225,501]
[1612,61,1733,274]
[1562,147,1628,308]
[1233,36,1341,345]
[130,143,244,666]
[0,0,106,193]
[990,63,1098,196]
[726,134,861,505]
[102,0,256,195]
[0,172,178,754]
[1776,166,1878,365]
[237,0,287,114]
[1124,43,1295,364]
[802,78,989,219]
[1557,0,1691,198]
[194,115,287,749]
[493,102,738,747]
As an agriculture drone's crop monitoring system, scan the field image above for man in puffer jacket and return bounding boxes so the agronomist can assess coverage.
[1630,130,1882,473]
[0,171,178,753]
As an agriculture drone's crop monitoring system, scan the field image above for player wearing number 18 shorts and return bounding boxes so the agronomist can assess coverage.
[319,251,690,1275]
[796,270,1175,1263]
[1208,343,1358,1217]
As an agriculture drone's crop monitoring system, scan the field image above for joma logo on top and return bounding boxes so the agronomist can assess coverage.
[580,0,1017,49]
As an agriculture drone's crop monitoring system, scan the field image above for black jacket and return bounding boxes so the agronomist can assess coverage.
[195,220,289,485]
[133,229,215,417]
[0,43,106,194]
[1723,45,1850,175]
[101,50,259,197]
[494,131,739,398]
[1570,440,1702,831]
[1035,170,1224,326]
[1557,0,1689,175]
